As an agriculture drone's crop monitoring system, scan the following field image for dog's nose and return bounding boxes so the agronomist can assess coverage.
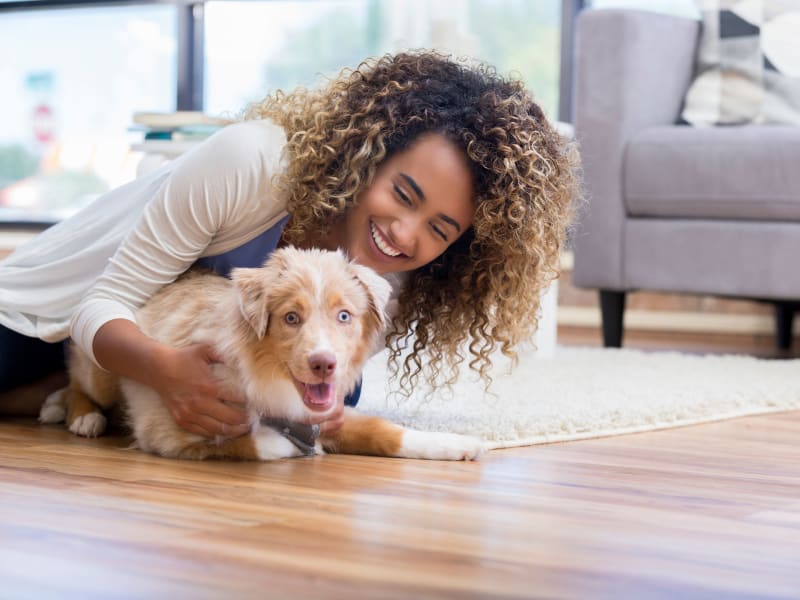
[309,351,337,378]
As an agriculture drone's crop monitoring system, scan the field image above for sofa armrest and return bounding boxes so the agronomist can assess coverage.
[572,9,699,290]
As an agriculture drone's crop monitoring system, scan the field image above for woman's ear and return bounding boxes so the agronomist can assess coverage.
[231,268,270,339]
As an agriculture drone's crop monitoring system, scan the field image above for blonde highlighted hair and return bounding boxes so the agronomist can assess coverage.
[244,51,580,393]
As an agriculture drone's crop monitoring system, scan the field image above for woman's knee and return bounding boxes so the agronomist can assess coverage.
[0,325,65,392]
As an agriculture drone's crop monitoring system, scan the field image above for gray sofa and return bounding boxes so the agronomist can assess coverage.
[571,8,800,348]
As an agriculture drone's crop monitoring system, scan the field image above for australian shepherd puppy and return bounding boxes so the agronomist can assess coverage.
[40,247,484,461]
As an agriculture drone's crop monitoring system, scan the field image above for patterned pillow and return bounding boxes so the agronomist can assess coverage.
[681,0,800,126]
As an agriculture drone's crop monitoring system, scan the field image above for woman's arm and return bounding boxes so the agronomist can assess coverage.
[71,122,287,437]
[93,319,250,437]
[70,121,287,364]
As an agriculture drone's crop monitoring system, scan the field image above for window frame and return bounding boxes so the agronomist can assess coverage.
[0,0,583,228]
[1,0,204,111]
[2,0,584,118]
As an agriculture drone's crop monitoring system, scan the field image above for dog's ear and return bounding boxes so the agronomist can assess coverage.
[347,263,392,336]
[231,267,270,339]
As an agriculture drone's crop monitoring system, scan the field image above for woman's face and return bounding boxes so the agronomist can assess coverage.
[329,133,475,275]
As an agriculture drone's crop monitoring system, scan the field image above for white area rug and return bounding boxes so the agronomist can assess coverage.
[359,347,800,449]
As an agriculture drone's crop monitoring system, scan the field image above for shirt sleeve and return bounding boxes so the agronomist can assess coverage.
[70,120,284,366]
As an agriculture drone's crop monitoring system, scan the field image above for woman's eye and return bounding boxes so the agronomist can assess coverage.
[432,225,448,242]
[284,312,300,325]
[393,183,412,206]
[337,310,351,323]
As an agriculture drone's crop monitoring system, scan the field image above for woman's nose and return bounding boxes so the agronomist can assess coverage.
[388,217,418,254]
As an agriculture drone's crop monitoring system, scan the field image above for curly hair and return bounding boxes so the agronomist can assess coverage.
[243,51,580,394]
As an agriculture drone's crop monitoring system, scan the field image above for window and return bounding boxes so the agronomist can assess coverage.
[1,0,565,225]
[205,0,561,121]
[0,3,176,223]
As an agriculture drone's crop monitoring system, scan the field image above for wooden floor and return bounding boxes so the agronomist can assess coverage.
[1,330,799,599]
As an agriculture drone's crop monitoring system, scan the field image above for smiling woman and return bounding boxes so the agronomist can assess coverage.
[323,133,475,274]
[1,51,579,442]
[247,51,580,394]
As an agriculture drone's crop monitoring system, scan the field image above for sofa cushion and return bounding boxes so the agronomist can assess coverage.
[681,1,800,126]
[624,125,800,221]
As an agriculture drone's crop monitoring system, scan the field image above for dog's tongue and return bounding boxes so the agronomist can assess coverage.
[304,382,334,407]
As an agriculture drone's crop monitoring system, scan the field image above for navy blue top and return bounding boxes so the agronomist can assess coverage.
[194,215,361,407]
[194,215,290,276]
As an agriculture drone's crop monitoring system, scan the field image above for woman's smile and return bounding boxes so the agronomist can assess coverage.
[370,221,405,259]
[329,132,475,275]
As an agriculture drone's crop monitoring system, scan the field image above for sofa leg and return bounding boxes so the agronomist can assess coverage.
[599,290,626,348]
[774,301,797,350]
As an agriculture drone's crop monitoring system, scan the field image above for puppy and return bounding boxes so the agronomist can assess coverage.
[40,247,484,461]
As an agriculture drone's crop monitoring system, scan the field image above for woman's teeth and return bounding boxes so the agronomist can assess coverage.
[371,223,402,257]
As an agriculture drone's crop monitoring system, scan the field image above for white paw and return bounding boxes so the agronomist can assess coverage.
[399,430,486,461]
[69,413,107,438]
[252,424,308,460]
[39,388,67,424]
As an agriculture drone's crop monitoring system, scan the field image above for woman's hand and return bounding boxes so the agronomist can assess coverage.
[151,343,251,438]
[93,319,250,439]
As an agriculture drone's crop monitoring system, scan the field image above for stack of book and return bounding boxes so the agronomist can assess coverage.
[130,112,235,177]
[131,111,233,142]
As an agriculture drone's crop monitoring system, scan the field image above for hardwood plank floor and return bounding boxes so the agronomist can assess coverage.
[1,411,798,598]
[1,329,798,599]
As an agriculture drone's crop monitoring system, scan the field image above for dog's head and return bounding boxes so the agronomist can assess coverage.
[231,247,391,422]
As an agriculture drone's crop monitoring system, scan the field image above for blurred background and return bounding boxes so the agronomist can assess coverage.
[15,0,789,357]
[0,0,565,223]
[0,0,700,224]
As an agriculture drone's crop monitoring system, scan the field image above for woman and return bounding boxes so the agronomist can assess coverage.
[0,51,579,438]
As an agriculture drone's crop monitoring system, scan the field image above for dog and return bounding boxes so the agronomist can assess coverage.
[39,247,484,461]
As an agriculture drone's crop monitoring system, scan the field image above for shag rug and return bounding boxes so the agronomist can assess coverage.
[359,347,800,449]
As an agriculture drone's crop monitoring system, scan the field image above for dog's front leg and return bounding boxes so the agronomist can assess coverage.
[249,422,310,460]
[321,408,485,461]
[176,424,309,461]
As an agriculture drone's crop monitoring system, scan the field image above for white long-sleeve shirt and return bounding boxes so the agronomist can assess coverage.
[0,120,290,365]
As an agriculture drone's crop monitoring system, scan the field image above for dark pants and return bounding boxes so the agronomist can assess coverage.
[0,325,65,393]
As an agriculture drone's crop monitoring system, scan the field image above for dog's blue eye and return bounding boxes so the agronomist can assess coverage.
[338,310,351,323]
[284,312,300,325]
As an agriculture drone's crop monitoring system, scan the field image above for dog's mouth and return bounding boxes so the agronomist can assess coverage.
[292,378,336,411]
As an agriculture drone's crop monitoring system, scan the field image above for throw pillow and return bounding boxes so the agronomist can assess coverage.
[681,0,800,126]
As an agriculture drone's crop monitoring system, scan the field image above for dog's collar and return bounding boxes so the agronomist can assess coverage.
[260,417,320,456]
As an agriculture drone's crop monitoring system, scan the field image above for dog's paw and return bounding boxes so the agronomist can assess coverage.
[39,387,68,424]
[399,430,486,461]
[68,412,107,438]
[252,426,308,460]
